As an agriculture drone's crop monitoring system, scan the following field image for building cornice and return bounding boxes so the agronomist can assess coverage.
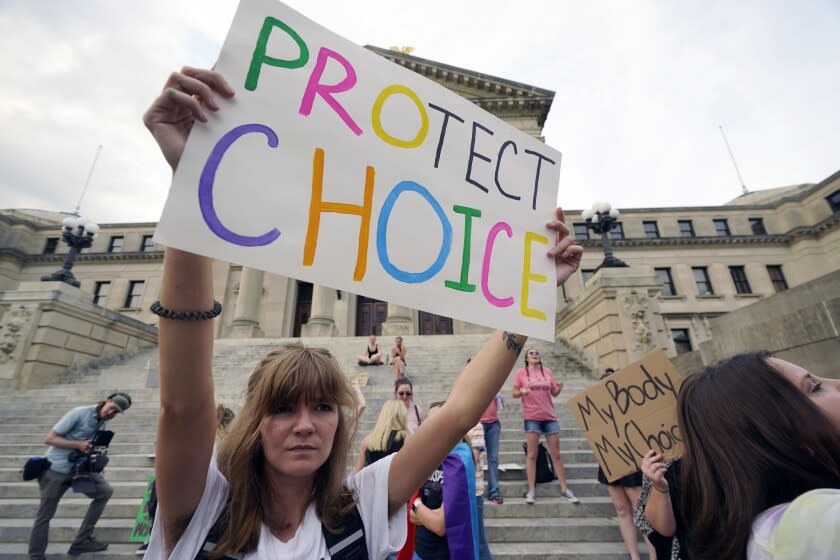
[365,46,555,98]
[364,46,555,128]
[0,212,159,232]
[1,249,165,265]
[581,211,839,249]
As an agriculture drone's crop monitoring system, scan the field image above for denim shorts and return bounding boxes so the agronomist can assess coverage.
[524,419,560,434]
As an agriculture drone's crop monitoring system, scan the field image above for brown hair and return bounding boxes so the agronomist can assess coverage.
[394,376,413,394]
[523,347,545,379]
[213,344,360,556]
[678,351,840,559]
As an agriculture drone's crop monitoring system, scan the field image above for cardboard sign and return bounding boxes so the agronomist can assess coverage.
[567,350,684,482]
[154,0,562,340]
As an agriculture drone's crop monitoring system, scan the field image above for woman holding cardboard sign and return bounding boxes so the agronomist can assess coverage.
[642,353,840,559]
[513,348,579,505]
[141,66,583,560]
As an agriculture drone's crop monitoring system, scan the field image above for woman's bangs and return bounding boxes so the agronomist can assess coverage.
[262,347,351,410]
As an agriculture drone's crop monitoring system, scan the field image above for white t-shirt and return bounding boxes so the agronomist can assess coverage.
[144,454,406,560]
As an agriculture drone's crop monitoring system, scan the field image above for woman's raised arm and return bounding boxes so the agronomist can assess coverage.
[387,210,582,513]
[143,67,235,550]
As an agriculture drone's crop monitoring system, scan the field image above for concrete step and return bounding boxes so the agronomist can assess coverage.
[0,455,156,470]
[498,479,603,498]
[481,497,616,518]
[0,468,153,484]
[0,543,145,559]
[0,333,606,559]
[490,541,649,559]
[485,516,620,542]
[0,482,148,500]
[1,444,155,455]
[0,517,134,543]
[0,542,648,560]
[0,499,142,519]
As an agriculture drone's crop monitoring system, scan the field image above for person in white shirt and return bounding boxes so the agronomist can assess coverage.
[141,66,583,560]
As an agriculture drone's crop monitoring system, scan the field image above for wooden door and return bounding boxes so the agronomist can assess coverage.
[293,281,313,337]
[356,296,387,336]
[418,311,453,335]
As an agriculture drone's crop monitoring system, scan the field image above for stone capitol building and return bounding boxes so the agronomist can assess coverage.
[1,46,838,388]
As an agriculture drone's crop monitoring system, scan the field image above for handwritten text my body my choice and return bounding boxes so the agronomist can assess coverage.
[576,365,682,476]
[199,15,559,321]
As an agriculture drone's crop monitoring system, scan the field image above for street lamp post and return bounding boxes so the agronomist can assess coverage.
[40,216,100,288]
[582,202,628,271]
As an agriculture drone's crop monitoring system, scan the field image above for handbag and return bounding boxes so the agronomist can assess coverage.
[21,456,51,481]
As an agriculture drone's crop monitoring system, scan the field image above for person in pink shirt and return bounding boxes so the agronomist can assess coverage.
[513,348,579,504]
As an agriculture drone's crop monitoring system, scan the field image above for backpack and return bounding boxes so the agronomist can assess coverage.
[522,441,557,484]
[196,501,368,560]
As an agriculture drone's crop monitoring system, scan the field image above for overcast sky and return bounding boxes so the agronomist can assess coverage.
[1,0,838,223]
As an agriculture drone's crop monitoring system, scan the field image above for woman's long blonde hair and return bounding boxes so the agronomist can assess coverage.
[365,399,407,453]
[213,344,360,556]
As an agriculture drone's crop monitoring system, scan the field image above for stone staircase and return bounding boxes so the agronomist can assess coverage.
[0,334,649,559]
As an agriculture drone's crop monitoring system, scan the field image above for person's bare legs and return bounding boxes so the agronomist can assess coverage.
[545,432,570,489]
[524,431,539,493]
[625,485,655,559]
[608,485,641,560]
[392,356,405,378]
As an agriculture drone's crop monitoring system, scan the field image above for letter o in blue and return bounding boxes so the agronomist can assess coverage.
[376,181,452,283]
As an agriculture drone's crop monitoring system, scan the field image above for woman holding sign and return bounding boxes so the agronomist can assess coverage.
[513,348,579,505]
[141,66,583,560]
[644,352,840,559]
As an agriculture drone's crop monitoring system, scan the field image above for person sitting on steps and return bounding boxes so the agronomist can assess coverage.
[357,334,384,366]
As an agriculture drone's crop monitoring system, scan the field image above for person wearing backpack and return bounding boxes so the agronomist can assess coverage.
[513,349,579,505]
[141,66,584,560]
[28,392,131,559]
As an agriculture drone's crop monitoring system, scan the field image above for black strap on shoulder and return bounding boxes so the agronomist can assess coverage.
[323,504,368,560]
[196,502,368,560]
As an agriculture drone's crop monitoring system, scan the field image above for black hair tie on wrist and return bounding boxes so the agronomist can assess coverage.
[150,300,222,320]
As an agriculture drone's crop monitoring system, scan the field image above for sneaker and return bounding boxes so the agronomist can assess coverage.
[68,537,109,555]
[560,488,580,504]
[137,543,149,555]
[525,489,536,504]
[491,496,504,505]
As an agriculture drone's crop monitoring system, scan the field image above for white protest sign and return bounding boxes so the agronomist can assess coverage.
[154,0,562,340]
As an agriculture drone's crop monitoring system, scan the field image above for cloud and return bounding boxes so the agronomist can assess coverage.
[0,0,837,223]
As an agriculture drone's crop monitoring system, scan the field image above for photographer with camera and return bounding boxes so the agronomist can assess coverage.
[28,391,131,559]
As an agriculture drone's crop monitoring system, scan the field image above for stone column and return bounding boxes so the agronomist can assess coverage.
[301,285,337,337]
[381,303,413,335]
[228,268,265,338]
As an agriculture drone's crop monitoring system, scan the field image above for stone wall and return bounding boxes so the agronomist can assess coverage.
[0,281,157,388]
[675,269,840,378]
[556,267,671,374]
